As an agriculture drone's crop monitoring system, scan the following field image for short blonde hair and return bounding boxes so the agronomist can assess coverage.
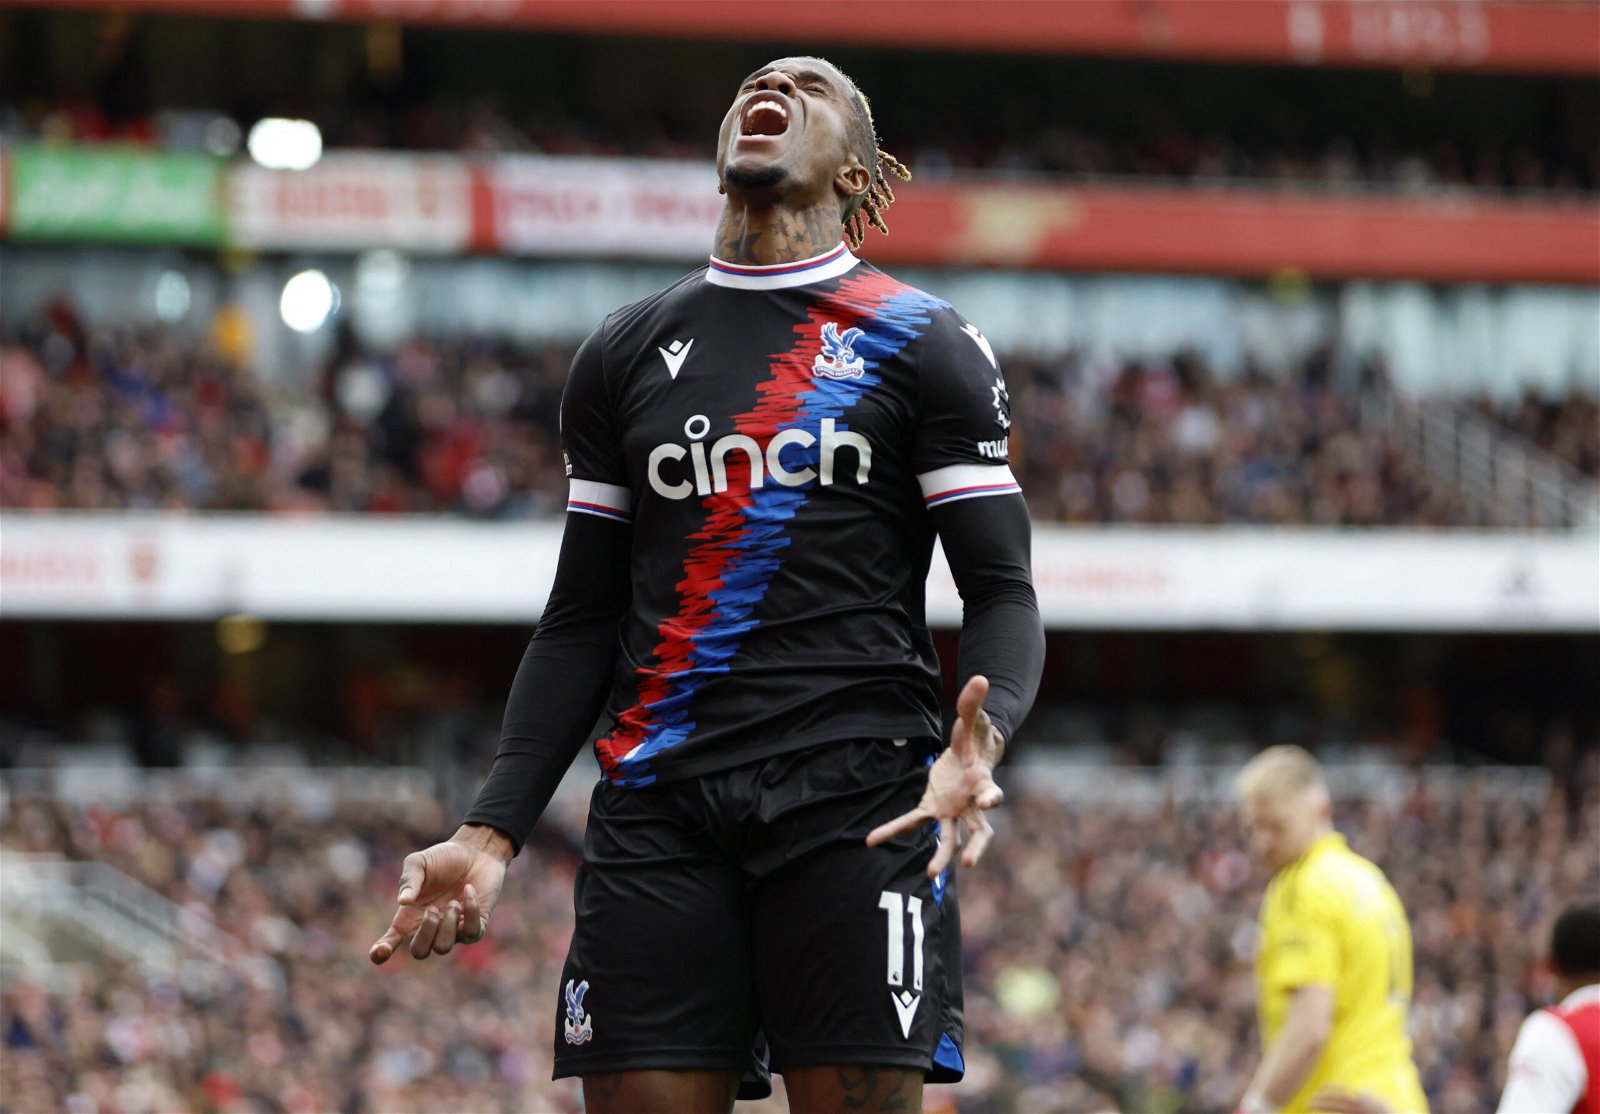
[1237,744,1329,802]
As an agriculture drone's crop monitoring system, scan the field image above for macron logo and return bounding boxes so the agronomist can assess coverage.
[659,338,693,380]
[960,323,996,369]
[892,989,921,1039]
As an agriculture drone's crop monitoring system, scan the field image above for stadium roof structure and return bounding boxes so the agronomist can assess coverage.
[14,0,1600,76]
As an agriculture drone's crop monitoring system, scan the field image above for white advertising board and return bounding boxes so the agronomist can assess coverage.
[929,528,1598,631]
[490,156,722,259]
[229,154,473,253]
[0,515,557,622]
[1,514,1595,631]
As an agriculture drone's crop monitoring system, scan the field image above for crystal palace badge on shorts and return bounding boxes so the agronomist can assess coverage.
[563,978,594,1045]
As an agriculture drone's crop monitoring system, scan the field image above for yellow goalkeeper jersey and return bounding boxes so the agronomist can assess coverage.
[1256,832,1429,1113]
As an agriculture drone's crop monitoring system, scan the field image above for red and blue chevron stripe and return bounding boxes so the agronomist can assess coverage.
[596,271,949,785]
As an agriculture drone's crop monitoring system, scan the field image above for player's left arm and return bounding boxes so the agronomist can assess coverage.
[935,492,1044,755]
[867,311,1044,875]
[867,494,1044,876]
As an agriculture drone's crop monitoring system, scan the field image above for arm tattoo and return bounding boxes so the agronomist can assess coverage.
[834,1066,917,1112]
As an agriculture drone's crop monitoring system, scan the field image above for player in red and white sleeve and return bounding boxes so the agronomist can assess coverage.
[1499,899,1600,1114]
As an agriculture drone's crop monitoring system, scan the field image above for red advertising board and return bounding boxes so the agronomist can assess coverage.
[480,158,1600,282]
[0,145,1581,281]
[869,182,1600,283]
[18,0,1600,75]
[482,161,1600,283]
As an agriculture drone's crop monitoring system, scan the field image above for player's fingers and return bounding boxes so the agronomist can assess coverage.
[960,809,994,868]
[460,883,487,943]
[926,823,956,879]
[369,924,405,965]
[955,674,990,730]
[408,906,443,960]
[396,851,427,905]
[369,902,425,964]
[431,902,461,955]
[975,779,1004,811]
[867,807,930,847]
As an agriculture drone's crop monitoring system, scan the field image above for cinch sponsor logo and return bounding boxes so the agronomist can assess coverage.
[647,413,872,500]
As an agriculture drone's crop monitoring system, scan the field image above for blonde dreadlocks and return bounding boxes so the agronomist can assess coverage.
[845,147,913,250]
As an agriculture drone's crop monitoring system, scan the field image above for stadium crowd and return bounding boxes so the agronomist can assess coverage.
[6,95,1597,198]
[5,306,1592,528]
[1,756,1594,1113]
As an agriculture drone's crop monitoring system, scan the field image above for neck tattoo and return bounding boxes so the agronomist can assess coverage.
[713,202,844,265]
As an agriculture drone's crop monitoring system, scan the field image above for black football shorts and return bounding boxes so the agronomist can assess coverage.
[550,736,965,1099]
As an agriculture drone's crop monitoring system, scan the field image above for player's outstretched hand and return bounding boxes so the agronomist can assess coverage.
[867,674,1006,878]
[369,825,512,965]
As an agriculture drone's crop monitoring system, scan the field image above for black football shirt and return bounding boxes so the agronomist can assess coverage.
[559,243,1021,788]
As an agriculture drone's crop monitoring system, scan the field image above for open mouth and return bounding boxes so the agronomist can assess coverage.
[740,96,791,138]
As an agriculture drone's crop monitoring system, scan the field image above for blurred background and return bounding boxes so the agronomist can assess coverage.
[0,1,1596,1112]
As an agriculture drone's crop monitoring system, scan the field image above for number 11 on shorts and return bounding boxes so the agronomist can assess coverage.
[878,890,925,1038]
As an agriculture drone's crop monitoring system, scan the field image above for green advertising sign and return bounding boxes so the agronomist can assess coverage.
[6,146,226,246]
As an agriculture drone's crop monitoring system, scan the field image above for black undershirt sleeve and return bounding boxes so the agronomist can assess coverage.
[929,493,1045,749]
[460,512,632,852]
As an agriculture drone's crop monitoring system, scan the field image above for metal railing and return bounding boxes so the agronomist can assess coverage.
[0,853,236,978]
[1377,393,1600,531]
[1,764,437,810]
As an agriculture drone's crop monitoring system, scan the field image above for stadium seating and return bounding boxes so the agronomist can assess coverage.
[1,758,1593,1113]
[3,317,1593,527]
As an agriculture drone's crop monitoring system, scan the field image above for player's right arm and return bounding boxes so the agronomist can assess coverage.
[467,324,633,849]
[1243,874,1341,1110]
[1241,984,1334,1110]
[370,327,633,964]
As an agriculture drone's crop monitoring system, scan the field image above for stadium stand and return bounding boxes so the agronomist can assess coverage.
[1,754,1594,1114]
[1,5,1594,1113]
[3,312,1594,526]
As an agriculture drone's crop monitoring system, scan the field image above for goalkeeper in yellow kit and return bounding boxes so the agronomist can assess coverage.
[1234,746,1428,1114]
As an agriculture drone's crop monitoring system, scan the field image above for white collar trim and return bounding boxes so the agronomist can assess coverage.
[705,243,858,290]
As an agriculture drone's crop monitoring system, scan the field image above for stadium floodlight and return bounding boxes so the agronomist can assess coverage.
[154,271,191,323]
[247,118,323,171]
[280,270,338,333]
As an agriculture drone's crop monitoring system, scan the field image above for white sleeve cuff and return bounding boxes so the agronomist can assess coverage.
[567,479,632,523]
[917,463,1021,509]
